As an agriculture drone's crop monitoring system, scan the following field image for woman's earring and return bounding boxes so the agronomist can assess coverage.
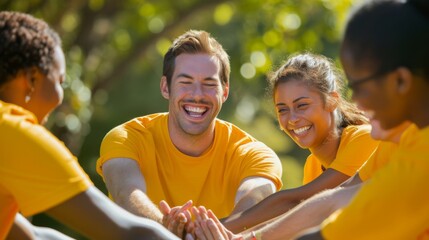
[24,94,31,103]
[25,87,34,103]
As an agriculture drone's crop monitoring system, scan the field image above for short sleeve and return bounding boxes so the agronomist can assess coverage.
[302,155,323,184]
[237,141,283,190]
[329,125,379,176]
[0,121,92,216]
[357,142,398,181]
[96,121,150,177]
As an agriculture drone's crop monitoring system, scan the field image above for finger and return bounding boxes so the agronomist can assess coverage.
[186,221,195,235]
[207,210,228,239]
[192,207,203,222]
[194,226,207,240]
[207,210,221,224]
[182,208,192,224]
[159,200,171,215]
[159,200,172,226]
[172,200,193,219]
[200,219,215,240]
[176,218,186,239]
[165,208,178,228]
[167,208,179,222]
[198,206,209,220]
[207,218,225,240]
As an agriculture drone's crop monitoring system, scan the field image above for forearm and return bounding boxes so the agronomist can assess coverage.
[259,186,360,240]
[224,191,299,233]
[46,187,178,239]
[7,214,73,240]
[114,188,163,223]
[34,227,74,240]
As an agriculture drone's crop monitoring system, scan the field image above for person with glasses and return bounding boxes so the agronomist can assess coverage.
[216,53,379,233]
[0,11,178,239]
[294,0,429,239]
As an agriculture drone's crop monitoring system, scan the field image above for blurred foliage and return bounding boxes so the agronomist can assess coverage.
[2,0,360,238]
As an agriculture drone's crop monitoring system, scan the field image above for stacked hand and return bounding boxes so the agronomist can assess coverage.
[159,200,194,238]
[159,201,243,240]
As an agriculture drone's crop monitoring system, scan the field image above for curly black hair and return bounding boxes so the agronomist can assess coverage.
[0,11,61,86]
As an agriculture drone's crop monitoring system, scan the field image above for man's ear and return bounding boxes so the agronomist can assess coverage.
[395,67,413,95]
[326,91,339,112]
[222,83,229,103]
[160,76,169,100]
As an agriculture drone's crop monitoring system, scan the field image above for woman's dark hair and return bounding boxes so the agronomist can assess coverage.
[342,0,429,79]
[268,53,368,129]
[0,11,61,86]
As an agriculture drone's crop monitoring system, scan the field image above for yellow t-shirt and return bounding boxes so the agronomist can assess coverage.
[302,125,379,184]
[97,113,283,218]
[358,124,417,181]
[321,124,429,240]
[0,101,93,239]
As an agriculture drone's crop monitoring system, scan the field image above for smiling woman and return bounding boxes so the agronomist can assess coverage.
[220,53,379,233]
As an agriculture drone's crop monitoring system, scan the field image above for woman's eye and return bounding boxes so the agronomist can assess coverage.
[297,103,308,109]
[277,108,289,113]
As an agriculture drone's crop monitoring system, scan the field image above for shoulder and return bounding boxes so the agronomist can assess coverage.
[342,124,371,137]
[0,101,38,126]
[214,118,257,142]
[105,113,167,137]
[340,124,373,144]
[214,119,278,157]
[337,124,378,156]
[1,103,75,159]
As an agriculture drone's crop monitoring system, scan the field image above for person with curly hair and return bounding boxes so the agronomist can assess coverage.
[0,11,178,240]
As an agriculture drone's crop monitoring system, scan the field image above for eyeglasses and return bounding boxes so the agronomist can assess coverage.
[346,69,391,90]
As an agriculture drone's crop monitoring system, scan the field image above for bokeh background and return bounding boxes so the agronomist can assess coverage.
[2,0,360,238]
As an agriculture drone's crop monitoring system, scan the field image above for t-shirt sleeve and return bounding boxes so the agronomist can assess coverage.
[96,123,145,178]
[321,143,429,239]
[237,141,283,190]
[358,142,397,182]
[302,155,323,184]
[0,121,93,217]
[329,126,379,177]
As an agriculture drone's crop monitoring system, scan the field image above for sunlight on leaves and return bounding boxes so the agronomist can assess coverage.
[250,51,266,68]
[263,30,280,47]
[148,17,165,33]
[214,3,234,25]
[61,13,78,32]
[89,0,104,11]
[240,62,256,79]
[156,38,172,56]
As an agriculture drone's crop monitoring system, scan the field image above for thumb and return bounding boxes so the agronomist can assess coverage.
[159,200,171,215]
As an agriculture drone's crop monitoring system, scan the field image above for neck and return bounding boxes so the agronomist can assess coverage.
[168,120,215,157]
[309,127,342,167]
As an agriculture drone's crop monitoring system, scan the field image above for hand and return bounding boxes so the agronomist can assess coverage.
[159,200,193,238]
[192,206,242,240]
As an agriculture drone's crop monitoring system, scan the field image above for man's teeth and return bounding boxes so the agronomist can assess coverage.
[185,106,206,113]
[293,126,310,134]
